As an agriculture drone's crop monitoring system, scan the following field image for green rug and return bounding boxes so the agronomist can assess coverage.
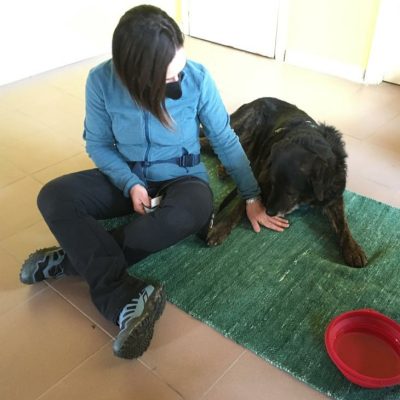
[103,155,400,400]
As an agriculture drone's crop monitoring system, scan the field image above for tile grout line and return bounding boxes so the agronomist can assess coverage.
[1,38,399,400]
[44,281,115,340]
[28,150,86,180]
[346,176,400,207]
[33,282,185,400]
[33,341,111,400]
[0,285,50,319]
[0,174,28,190]
[142,363,186,400]
[32,340,186,400]
[346,129,400,163]
[199,349,247,399]
[0,218,44,242]
[43,280,186,400]
[362,111,400,141]
[0,218,43,243]
[138,357,186,400]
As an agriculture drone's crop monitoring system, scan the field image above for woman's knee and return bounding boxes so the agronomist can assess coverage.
[37,176,76,219]
[187,184,213,227]
[164,180,214,231]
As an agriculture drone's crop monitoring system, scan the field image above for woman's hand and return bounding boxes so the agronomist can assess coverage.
[246,199,289,233]
[129,184,151,215]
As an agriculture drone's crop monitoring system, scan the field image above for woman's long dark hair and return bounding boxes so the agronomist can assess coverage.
[112,5,184,127]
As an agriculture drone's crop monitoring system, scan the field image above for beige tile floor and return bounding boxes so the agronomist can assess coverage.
[0,37,399,400]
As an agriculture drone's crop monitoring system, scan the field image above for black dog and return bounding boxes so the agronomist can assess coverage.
[204,97,367,268]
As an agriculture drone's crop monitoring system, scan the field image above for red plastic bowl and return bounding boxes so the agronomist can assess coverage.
[325,309,400,388]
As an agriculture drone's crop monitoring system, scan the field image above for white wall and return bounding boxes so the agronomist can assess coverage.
[180,0,383,84]
[0,0,177,86]
[284,0,381,83]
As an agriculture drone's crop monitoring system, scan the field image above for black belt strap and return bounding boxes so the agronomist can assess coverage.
[127,153,201,183]
[135,153,201,168]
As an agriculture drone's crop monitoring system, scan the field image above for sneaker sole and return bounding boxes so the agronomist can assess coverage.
[112,285,166,359]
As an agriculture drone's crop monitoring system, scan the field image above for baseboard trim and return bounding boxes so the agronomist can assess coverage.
[284,50,366,83]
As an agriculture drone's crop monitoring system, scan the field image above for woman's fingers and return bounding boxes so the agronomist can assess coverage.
[245,199,289,233]
[250,218,261,233]
[129,184,150,215]
[259,215,289,232]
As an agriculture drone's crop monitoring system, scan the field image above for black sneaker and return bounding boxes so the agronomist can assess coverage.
[113,284,166,359]
[20,246,65,284]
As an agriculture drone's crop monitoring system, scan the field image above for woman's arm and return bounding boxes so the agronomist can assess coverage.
[197,68,260,199]
[83,72,145,197]
[198,68,288,232]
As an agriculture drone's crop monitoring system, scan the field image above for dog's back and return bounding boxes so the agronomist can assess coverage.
[207,97,367,267]
[230,98,314,147]
[206,97,367,267]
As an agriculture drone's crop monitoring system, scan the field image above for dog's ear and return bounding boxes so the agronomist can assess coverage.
[303,138,335,163]
[310,158,327,201]
[300,138,335,201]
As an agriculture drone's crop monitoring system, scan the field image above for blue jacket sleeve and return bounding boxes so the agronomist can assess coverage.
[197,69,261,199]
[83,72,145,197]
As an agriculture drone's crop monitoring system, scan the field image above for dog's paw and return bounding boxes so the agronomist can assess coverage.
[343,241,368,268]
[206,225,230,246]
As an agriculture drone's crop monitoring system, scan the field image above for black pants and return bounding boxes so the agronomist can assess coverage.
[37,169,213,324]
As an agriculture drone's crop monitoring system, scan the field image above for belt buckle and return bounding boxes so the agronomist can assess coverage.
[179,154,193,167]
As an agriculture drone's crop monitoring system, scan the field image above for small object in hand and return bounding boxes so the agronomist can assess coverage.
[325,308,400,388]
[144,195,163,214]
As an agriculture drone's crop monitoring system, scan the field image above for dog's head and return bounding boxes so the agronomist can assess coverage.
[258,134,337,216]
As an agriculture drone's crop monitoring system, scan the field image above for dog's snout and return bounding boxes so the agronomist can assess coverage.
[266,208,278,217]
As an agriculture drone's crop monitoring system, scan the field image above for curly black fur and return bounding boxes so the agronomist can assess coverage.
[206,97,367,268]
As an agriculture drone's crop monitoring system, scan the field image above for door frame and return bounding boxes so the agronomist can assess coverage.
[365,0,399,84]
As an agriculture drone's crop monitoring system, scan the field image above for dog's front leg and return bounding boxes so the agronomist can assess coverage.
[199,136,213,153]
[323,197,367,267]
[206,196,246,246]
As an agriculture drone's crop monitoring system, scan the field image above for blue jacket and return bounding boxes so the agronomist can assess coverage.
[84,59,260,199]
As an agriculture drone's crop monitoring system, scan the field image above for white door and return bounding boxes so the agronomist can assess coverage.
[188,0,280,58]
